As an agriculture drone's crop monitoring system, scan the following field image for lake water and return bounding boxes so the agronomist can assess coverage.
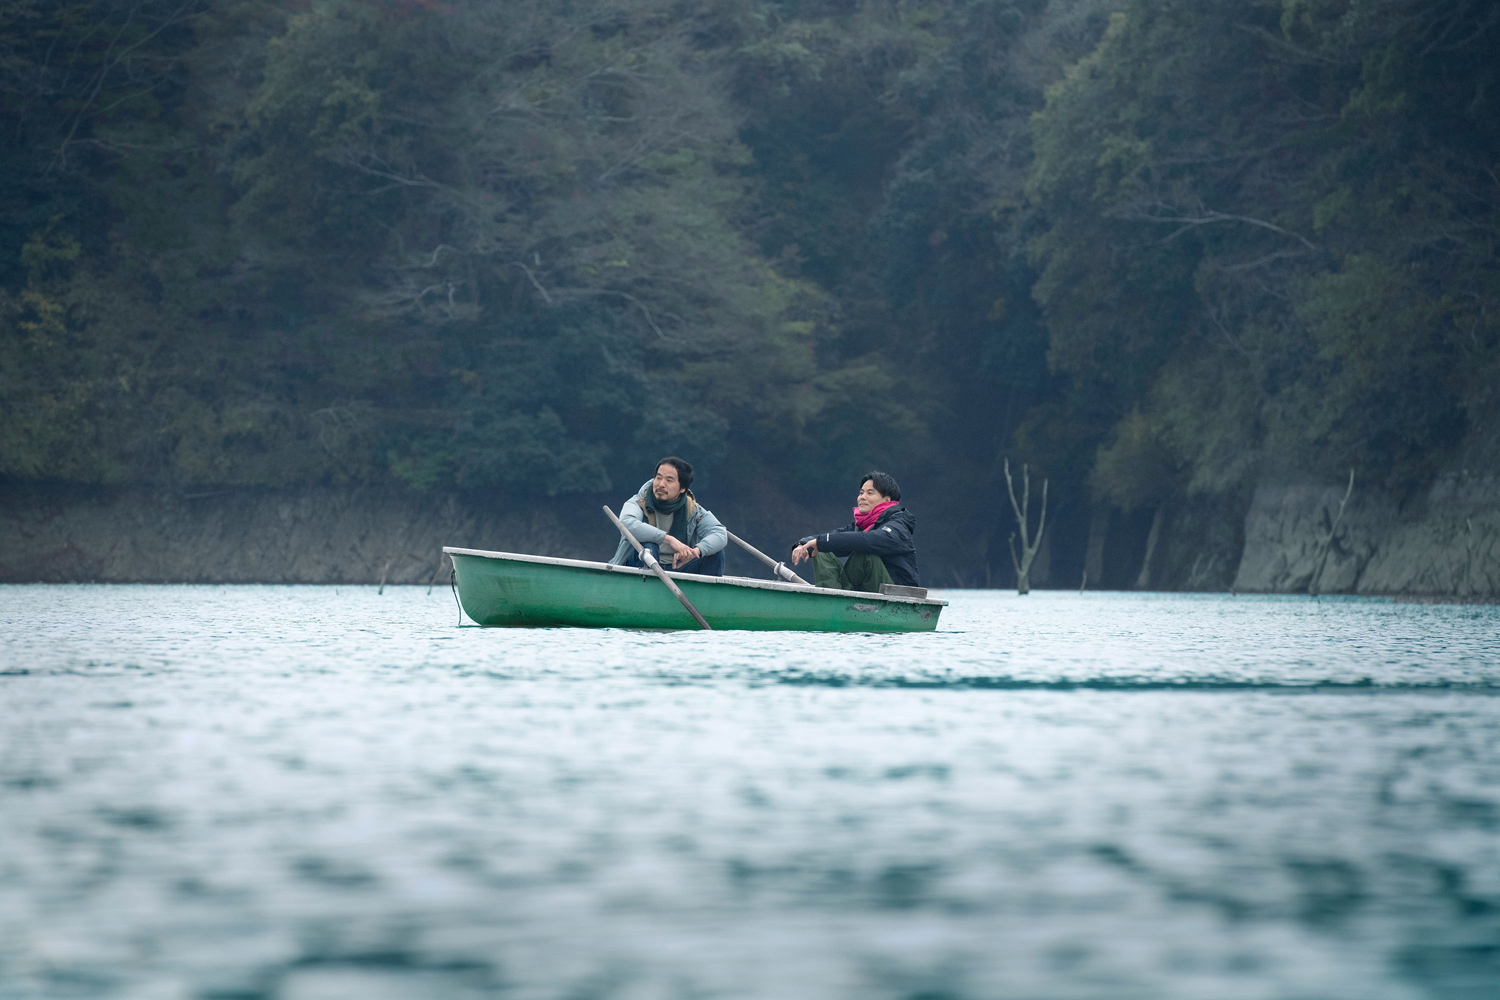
[2,586,1499,1000]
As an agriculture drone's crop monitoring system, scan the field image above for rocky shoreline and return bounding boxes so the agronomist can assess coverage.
[0,483,587,586]
[0,481,829,587]
[3,476,1496,597]
[1232,474,1499,599]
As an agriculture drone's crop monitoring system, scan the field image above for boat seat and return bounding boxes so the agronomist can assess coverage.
[880,584,927,599]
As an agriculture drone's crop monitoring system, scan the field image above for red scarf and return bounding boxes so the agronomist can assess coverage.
[853,499,898,531]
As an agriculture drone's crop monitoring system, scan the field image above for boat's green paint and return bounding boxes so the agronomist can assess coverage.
[445,547,946,632]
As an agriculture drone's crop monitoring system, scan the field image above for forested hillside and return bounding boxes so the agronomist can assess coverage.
[4,0,1497,585]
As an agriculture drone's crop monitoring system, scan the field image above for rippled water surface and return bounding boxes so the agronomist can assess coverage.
[3,586,1500,1000]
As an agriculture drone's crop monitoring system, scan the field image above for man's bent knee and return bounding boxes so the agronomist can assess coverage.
[675,548,724,577]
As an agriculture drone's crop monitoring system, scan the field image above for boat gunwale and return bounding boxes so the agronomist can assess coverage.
[442,546,948,607]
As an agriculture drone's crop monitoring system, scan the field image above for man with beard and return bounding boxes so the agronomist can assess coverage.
[608,456,728,576]
[790,471,919,592]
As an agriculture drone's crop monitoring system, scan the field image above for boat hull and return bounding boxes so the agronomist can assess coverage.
[445,547,944,632]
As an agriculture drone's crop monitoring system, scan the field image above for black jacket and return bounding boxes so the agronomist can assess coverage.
[800,505,920,587]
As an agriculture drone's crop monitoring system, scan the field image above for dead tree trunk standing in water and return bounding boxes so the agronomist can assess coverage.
[1133,506,1165,590]
[1004,459,1048,595]
[1308,469,1355,596]
[1082,502,1109,590]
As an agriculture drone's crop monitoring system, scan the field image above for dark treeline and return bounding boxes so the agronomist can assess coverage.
[4,0,1497,585]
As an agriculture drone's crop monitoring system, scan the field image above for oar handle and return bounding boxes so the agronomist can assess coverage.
[603,506,712,630]
[727,531,812,587]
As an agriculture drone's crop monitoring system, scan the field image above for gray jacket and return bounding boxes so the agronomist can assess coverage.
[608,480,728,565]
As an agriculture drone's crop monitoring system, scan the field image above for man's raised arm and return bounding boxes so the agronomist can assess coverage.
[815,518,914,557]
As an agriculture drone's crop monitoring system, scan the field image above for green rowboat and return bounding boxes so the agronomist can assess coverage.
[444,547,947,632]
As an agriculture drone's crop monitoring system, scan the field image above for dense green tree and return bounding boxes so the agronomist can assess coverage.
[1027,0,1499,506]
[0,0,250,484]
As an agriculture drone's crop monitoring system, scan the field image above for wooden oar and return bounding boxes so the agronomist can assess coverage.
[727,531,813,588]
[603,505,712,630]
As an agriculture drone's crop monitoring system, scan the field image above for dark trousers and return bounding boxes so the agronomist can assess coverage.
[627,542,725,577]
[811,550,892,593]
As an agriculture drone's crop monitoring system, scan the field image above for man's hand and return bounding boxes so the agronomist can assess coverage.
[790,538,817,565]
[660,535,699,567]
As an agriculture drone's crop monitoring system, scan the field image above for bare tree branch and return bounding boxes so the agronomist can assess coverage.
[509,261,553,304]
[1124,207,1318,251]
[49,1,200,173]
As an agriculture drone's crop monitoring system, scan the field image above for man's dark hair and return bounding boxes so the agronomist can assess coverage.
[861,471,900,501]
[656,456,694,490]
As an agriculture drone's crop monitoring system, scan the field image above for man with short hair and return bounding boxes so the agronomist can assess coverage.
[608,457,728,576]
[791,471,920,591]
